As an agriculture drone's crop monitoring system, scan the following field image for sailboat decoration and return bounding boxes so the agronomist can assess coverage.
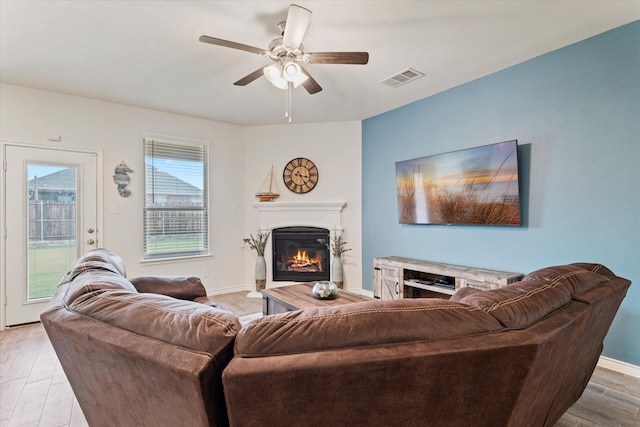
[255,166,280,202]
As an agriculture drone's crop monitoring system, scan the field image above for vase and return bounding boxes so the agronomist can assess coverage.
[312,281,339,300]
[332,255,344,289]
[255,255,266,292]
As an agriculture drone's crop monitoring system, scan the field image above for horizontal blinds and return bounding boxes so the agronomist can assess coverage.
[143,138,208,258]
[143,138,207,162]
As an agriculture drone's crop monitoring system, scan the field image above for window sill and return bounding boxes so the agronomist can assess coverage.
[139,253,213,265]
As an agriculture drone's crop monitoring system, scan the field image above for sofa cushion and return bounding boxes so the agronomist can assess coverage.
[61,248,127,284]
[235,298,503,357]
[457,264,613,329]
[523,264,612,295]
[569,263,616,280]
[458,281,571,329]
[449,286,481,302]
[130,276,207,300]
[69,290,241,356]
[63,271,137,305]
[72,247,127,276]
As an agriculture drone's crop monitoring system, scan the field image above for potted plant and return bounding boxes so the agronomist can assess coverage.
[243,231,270,292]
[330,233,351,289]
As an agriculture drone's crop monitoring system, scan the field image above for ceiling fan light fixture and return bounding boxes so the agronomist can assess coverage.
[283,60,308,87]
[282,61,300,80]
[291,70,309,88]
[263,64,288,89]
[264,61,308,90]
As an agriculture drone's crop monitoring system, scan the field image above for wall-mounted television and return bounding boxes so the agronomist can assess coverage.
[395,140,521,226]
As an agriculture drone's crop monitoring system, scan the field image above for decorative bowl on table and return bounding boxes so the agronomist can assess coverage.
[312,281,339,300]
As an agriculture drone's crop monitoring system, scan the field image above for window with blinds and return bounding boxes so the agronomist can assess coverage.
[143,138,208,259]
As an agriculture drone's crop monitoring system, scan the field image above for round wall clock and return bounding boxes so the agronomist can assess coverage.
[283,157,318,194]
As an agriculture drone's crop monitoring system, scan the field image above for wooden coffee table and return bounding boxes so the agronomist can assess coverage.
[262,283,374,315]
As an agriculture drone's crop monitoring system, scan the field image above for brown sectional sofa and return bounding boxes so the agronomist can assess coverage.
[40,249,240,427]
[41,249,631,427]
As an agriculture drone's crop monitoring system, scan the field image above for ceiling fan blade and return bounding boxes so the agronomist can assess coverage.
[306,52,369,65]
[282,4,312,49]
[199,35,266,55]
[234,67,266,86]
[299,65,322,94]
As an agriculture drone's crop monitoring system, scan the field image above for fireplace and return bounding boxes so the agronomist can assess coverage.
[272,226,330,282]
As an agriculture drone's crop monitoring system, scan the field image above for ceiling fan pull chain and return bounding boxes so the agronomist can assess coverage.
[285,84,289,122]
[286,81,293,124]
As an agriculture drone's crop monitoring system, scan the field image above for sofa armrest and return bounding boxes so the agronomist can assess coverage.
[129,276,207,300]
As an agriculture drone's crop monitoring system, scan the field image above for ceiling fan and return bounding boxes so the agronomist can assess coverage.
[199,4,369,98]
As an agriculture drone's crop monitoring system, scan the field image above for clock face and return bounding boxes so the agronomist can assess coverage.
[283,157,318,194]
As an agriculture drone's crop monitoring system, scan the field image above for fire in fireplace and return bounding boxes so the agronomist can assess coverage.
[272,226,330,282]
[286,249,322,272]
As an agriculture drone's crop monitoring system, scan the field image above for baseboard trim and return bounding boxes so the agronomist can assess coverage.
[347,288,374,298]
[598,356,640,379]
[208,285,254,295]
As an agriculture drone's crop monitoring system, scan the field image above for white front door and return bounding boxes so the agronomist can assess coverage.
[3,145,98,326]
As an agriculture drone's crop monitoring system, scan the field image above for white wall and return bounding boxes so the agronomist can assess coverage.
[243,122,363,292]
[0,83,246,299]
[0,83,366,317]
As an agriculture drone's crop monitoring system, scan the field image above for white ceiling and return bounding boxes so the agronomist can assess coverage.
[1,1,638,126]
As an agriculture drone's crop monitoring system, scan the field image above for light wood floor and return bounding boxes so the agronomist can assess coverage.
[1,291,638,427]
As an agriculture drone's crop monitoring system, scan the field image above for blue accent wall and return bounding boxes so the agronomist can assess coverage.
[362,21,640,365]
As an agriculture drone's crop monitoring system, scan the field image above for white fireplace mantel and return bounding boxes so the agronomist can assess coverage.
[253,202,346,232]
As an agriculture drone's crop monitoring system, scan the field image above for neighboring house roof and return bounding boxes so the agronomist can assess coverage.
[27,166,202,196]
[145,165,202,196]
[28,168,76,192]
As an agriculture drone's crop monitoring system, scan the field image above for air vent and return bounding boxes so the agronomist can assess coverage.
[380,68,425,88]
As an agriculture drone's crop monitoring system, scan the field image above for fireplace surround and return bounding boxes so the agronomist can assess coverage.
[253,202,345,286]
